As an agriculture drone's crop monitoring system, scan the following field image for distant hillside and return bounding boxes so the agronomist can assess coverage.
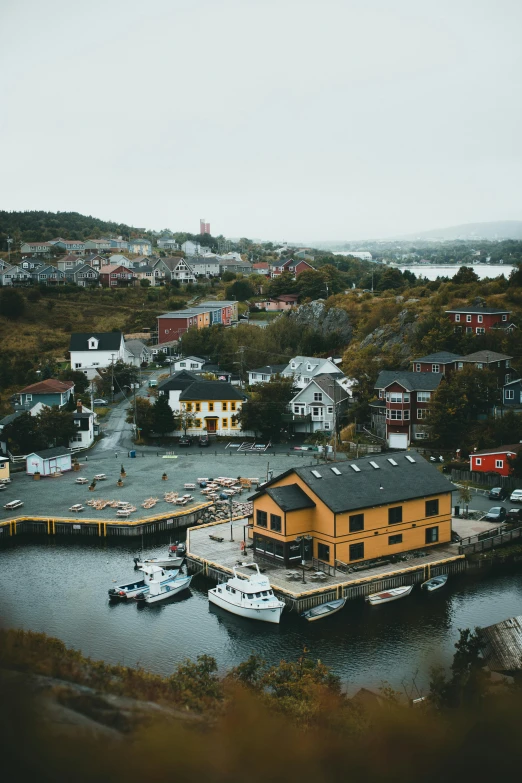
[0,210,151,248]
[397,221,522,242]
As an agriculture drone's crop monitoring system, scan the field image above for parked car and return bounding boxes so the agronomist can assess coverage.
[488,487,507,501]
[198,436,210,447]
[506,508,522,523]
[178,436,193,447]
[484,506,507,522]
[93,398,108,406]
[509,489,522,503]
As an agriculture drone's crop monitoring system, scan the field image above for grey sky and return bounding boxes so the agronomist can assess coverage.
[1,0,521,241]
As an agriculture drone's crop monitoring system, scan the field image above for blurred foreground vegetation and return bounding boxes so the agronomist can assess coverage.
[1,627,522,782]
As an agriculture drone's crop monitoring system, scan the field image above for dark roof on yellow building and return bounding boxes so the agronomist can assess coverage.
[179,381,246,401]
[266,485,316,512]
[250,450,452,514]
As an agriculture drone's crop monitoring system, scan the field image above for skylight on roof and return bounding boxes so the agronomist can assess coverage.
[331,467,341,475]
[369,461,380,469]
[350,464,361,472]
[387,458,398,466]
[311,470,322,478]
[405,455,416,463]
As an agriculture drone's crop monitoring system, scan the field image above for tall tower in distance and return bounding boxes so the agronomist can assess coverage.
[200,218,210,235]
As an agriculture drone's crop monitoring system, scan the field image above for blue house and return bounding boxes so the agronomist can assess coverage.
[503,378,522,410]
[17,378,74,410]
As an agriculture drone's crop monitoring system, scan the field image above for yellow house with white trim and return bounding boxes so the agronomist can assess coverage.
[179,380,247,436]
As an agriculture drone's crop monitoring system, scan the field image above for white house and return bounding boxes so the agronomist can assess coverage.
[181,240,203,255]
[170,356,206,372]
[186,255,221,277]
[281,356,345,389]
[25,447,72,476]
[124,340,152,366]
[157,238,179,250]
[107,254,132,268]
[247,364,287,385]
[70,400,96,449]
[69,332,126,372]
[288,375,351,434]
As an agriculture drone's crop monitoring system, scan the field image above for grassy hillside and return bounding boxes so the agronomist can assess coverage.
[0,210,153,248]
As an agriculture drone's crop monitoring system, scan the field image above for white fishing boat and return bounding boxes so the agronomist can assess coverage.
[421,574,448,592]
[366,585,414,605]
[133,552,184,569]
[135,565,192,604]
[208,564,285,624]
[302,597,346,622]
[108,566,179,600]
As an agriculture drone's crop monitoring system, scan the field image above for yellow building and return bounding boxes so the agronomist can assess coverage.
[179,380,247,436]
[0,456,10,483]
[250,451,452,568]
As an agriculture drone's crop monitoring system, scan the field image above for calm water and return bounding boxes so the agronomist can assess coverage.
[2,534,521,694]
[397,263,514,281]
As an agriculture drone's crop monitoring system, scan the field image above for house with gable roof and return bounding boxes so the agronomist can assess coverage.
[287,374,352,434]
[69,332,125,372]
[249,450,452,567]
[281,355,344,390]
[16,378,75,410]
[372,370,444,448]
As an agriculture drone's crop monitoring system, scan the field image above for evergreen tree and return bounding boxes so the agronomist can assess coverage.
[152,394,175,436]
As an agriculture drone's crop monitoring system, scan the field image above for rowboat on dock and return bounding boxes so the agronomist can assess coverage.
[421,574,448,592]
[366,585,414,605]
[302,598,346,622]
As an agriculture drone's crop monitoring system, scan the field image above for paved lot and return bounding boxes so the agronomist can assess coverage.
[188,518,462,595]
[0,450,320,523]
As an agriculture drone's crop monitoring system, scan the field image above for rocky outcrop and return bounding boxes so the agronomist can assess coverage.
[358,308,419,359]
[286,300,353,342]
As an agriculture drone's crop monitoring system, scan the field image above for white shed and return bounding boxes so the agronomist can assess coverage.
[26,448,72,476]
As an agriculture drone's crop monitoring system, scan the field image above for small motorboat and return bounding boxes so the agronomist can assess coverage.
[135,565,192,604]
[170,542,186,557]
[208,564,285,624]
[108,566,179,600]
[302,598,346,622]
[134,552,184,569]
[366,585,414,605]
[421,574,448,592]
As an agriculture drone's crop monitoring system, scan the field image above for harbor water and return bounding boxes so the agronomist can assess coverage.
[1,534,521,694]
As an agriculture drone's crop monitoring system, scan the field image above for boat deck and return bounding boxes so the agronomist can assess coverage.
[187,518,466,611]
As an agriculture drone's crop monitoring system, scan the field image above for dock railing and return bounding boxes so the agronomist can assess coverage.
[459,525,522,555]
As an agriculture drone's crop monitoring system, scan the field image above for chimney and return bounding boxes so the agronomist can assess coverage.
[76,399,82,413]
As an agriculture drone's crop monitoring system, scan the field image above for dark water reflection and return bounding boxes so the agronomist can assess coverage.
[2,533,521,693]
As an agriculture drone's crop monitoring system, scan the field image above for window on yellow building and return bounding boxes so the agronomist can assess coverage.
[209,402,214,411]
[256,510,267,527]
[317,542,330,562]
[349,513,364,532]
[222,418,228,428]
[270,514,281,532]
[425,526,439,544]
[186,403,192,412]
[349,542,364,561]
[425,499,439,517]
[388,534,403,545]
[388,506,403,525]
[196,402,201,412]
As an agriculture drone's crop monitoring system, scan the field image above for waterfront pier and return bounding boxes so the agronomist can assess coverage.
[186,518,466,613]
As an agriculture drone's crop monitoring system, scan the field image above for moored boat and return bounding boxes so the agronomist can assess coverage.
[135,565,192,604]
[108,566,179,600]
[366,585,414,605]
[302,598,346,622]
[134,553,184,569]
[208,564,285,624]
[169,542,186,557]
[421,574,448,592]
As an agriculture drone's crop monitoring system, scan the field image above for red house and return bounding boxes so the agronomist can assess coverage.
[470,444,522,477]
[372,370,443,448]
[99,264,135,287]
[445,306,511,334]
[270,258,315,279]
[157,311,200,344]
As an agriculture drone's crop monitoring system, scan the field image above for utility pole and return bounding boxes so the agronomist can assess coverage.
[332,381,337,462]
[7,237,12,266]
[238,345,245,385]
[110,354,115,403]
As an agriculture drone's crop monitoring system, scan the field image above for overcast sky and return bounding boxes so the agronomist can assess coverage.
[1,0,521,241]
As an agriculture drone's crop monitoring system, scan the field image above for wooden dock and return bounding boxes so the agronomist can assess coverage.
[0,501,213,538]
[186,518,467,613]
